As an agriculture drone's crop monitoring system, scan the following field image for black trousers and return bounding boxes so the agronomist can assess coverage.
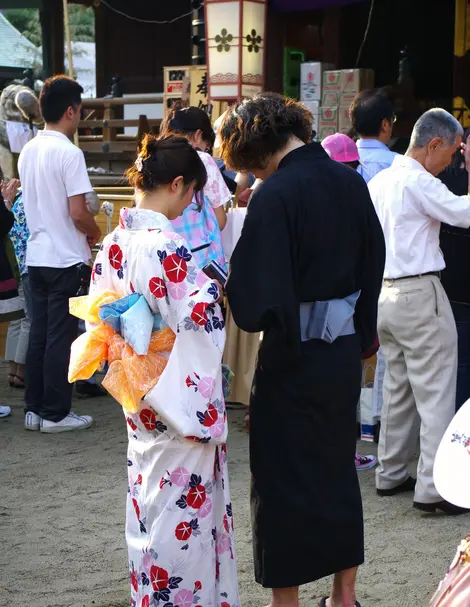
[25,265,81,422]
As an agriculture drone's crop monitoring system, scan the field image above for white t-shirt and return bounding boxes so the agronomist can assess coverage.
[18,130,93,268]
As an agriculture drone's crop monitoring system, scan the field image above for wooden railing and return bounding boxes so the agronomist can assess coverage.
[79,95,163,154]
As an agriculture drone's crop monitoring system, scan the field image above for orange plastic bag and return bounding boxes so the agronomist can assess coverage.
[68,293,176,413]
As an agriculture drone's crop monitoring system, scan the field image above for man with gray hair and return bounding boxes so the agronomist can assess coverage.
[369,108,470,515]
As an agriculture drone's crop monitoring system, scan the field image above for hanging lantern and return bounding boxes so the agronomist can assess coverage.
[204,0,267,101]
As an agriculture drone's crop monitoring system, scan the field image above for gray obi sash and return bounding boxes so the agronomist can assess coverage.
[299,291,361,343]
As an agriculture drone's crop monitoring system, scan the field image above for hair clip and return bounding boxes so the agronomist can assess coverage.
[135,156,144,172]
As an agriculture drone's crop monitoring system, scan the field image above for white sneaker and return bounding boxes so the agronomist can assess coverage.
[25,411,41,430]
[40,412,94,434]
[0,405,11,418]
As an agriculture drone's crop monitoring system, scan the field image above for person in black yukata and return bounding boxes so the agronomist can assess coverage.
[218,93,385,607]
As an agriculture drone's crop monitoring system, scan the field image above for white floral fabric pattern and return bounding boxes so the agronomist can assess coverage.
[90,207,239,607]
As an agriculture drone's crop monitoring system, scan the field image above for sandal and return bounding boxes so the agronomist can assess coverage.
[319,599,361,607]
[13,375,25,389]
[8,374,15,388]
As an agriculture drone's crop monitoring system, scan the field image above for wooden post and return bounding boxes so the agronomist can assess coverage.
[137,114,150,147]
[40,0,64,77]
[62,0,79,146]
[103,103,116,143]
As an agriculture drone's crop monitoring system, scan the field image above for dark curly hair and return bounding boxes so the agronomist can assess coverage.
[126,135,207,207]
[218,93,314,172]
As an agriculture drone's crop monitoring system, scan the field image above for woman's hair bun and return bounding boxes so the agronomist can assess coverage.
[126,134,208,195]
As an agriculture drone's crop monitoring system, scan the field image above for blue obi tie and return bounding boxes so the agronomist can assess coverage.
[99,293,164,356]
[299,291,361,344]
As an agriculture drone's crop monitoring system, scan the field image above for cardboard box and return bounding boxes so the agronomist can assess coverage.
[318,106,338,140]
[338,105,352,134]
[300,62,334,102]
[322,70,341,106]
[340,68,374,105]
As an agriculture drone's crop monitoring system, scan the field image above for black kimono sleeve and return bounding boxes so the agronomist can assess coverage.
[354,182,385,353]
[0,194,14,237]
[226,186,300,371]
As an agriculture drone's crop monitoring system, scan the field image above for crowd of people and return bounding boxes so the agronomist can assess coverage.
[1,74,470,606]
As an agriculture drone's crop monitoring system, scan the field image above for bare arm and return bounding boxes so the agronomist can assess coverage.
[214,205,227,230]
[69,194,101,248]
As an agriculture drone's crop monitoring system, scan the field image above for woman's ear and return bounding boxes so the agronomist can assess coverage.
[170,176,184,193]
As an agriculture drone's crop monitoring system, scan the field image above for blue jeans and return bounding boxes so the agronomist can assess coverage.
[451,301,470,411]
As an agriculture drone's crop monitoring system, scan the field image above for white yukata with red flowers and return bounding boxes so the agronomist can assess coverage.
[90,207,239,607]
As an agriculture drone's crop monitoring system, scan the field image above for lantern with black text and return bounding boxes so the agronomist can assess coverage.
[204,0,267,101]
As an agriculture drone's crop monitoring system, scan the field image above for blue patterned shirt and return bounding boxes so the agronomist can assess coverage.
[9,192,29,276]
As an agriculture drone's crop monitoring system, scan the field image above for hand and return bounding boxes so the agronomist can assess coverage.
[213,280,224,304]
[237,188,252,208]
[87,225,102,249]
[1,179,20,205]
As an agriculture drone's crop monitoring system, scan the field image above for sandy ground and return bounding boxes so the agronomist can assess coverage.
[0,364,468,607]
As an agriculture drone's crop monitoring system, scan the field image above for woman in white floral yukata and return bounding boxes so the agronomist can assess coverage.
[83,135,239,607]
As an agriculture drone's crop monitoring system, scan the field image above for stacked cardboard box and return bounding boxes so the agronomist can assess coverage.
[300,62,334,138]
[318,68,375,140]
[339,69,374,134]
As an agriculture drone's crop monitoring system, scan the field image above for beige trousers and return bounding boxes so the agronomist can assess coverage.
[223,306,259,406]
[376,275,457,503]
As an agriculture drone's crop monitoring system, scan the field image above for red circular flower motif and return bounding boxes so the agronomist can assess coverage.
[194,581,202,592]
[135,474,142,485]
[175,521,192,541]
[186,484,207,509]
[140,408,157,432]
[191,302,208,326]
[163,254,188,283]
[203,404,218,428]
[142,597,150,607]
[109,244,123,270]
[150,565,169,591]
[221,602,230,607]
[149,276,167,299]
[131,568,138,592]
[159,477,166,489]
[223,514,230,533]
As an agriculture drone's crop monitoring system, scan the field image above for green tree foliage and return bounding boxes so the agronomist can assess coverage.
[4,5,95,46]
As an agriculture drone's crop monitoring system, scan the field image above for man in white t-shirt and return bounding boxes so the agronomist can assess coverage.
[19,75,101,433]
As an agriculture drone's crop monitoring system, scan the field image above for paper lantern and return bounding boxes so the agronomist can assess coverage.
[204,0,267,101]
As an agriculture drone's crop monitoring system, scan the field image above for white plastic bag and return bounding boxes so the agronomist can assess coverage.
[372,348,385,422]
[360,361,375,442]
[221,208,247,262]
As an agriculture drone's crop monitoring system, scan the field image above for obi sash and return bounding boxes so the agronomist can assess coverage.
[299,291,361,344]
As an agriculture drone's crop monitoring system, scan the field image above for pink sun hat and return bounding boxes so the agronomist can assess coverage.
[321,133,360,163]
